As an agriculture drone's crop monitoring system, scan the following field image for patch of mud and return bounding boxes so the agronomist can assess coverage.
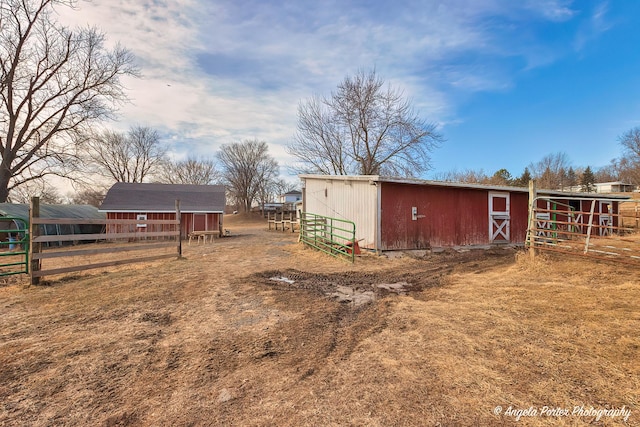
[256,267,451,307]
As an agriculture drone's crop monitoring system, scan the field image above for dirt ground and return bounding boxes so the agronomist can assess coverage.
[0,214,638,426]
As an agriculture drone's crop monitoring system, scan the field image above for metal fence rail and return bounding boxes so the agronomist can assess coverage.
[299,212,356,262]
[527,196,640,265]
[0,217,29,276]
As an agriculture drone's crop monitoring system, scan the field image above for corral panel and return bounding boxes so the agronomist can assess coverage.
[303,178,378,249]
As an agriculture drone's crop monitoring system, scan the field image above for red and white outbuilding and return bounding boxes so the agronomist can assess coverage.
[299,175,628,252]
[99,182,225,239]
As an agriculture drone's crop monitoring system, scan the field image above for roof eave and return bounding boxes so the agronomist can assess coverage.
[99,209,224,213]
[299,174,632,199]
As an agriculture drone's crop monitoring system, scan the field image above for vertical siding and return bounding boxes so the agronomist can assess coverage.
[303,178,378,249]
[380,183,531,250]
[107,212,222,239]
[509,192,530,244]
[380,183,489,249]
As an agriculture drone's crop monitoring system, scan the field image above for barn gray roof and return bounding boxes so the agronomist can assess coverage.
[0,203,104,221]
[99,182,226,213]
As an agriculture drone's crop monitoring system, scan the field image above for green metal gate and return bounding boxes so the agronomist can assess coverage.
[299,212,356,262]
[0,218,29,276]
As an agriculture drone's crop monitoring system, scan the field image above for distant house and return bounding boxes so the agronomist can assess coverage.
[593,182,636,193]
[563,181,637,193]
[0,203,105,247]
[99,183,226,239]
[279,190,302,204]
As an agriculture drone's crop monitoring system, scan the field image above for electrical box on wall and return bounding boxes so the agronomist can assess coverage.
[411,207,425,220]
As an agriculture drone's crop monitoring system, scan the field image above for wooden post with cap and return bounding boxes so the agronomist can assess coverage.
[29,196,41,286]
[176,199,182,258]
[528,180,537,259]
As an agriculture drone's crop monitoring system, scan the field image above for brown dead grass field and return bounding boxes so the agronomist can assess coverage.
[1,214,639,426]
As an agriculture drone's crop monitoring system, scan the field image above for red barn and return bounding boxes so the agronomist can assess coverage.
[300,175,627,252]
[100,183,225,239]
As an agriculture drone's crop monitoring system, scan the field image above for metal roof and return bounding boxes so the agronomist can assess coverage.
[299,174,632,200]
[99,182,226,213]
[0,203,105,220]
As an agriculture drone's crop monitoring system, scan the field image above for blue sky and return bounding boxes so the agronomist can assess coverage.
[59,0,640,181]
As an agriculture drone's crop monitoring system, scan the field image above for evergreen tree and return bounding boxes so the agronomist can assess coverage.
[513,168,532,187]
[566,167,578,188]
[490,169,513,186]
[580,166,596,192]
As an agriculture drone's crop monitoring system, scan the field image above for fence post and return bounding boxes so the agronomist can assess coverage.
[175,199,182,258]
[584,200,597,254]
[527,180,537,259]
[29,197,41,286]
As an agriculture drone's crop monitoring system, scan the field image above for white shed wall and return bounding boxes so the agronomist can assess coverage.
[302,177,378,249]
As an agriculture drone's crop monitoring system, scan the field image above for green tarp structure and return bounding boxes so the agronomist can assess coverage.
[0,203,105,247]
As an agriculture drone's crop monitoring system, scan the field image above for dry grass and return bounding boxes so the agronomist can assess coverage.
[0,215,638,426]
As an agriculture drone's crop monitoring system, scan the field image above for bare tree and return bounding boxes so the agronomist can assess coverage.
[434,168,516,186]
[432,168,489,183]
[84,125,166,183]
[68,185,107,207]
[155,157,221,185]
[7,179,62,204]
[218,139,279,213]
[619,127,640,159]
[528,152,571,189]
[288,69,443,177]
[595,161,620,183]
[255,178,297,214]
[0,0,137,202]
[288,95,351,175]
[617,157,640,185]
[618,127,640,185]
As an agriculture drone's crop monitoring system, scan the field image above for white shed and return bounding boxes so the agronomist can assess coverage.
[301,175,379,249]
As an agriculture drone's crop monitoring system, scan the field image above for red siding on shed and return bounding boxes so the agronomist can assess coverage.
[107,212,222,239]
[379,183,530,250]
[509,192,529,244]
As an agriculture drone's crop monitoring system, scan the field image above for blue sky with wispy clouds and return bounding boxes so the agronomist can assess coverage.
[59,0,640,180]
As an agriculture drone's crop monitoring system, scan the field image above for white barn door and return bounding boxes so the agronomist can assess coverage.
[489,192,510,243]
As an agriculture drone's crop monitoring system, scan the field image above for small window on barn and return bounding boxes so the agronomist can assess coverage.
[137,214,147,228]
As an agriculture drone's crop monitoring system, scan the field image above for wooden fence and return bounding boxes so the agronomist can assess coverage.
[267,211,298,232]
[29,197,182,285]
[527,195,640,265]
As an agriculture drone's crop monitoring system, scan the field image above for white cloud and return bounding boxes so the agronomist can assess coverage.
[51,0,606,182]
[526,0,577,22]
[573,1,612,51]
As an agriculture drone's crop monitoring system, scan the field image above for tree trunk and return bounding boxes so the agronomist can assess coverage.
[0,168,12,203]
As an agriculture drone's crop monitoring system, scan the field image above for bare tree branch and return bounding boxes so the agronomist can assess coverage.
[218,139,279,212]
[288,69,443,177]
[155,157,221,185]
[527,152,571,190]
[618,127,640,185]
[0,0,138,201]
[83,125,166,183]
